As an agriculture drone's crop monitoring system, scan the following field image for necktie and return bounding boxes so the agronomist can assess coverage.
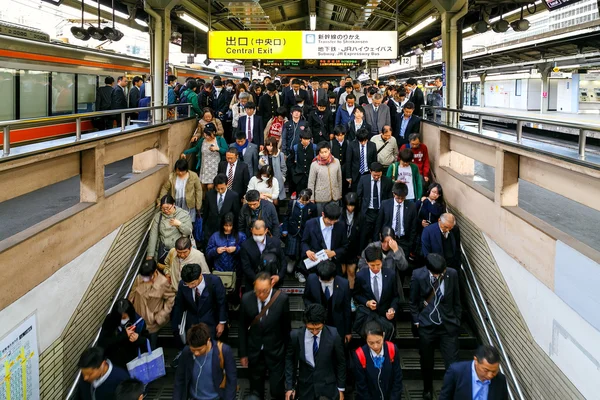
[195,287,201,306]
[313,90,317,106]
[372,180,379,210]
[247,117,252,143]
[227,164,234,190]
[395,203,403,237]
[373,275,380,302]
[324,286,331,301]
[313,335,319,357]
[360,145,366,174]
[431,275,444,299]
[218,194,224,213]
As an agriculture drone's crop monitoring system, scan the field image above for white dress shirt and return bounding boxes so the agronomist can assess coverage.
[320,279,334,298]
[257,289,273,314]
[392,200,405,236]
[256,236,267,253]
[319,217,333,250]
[369,269,382,300]
[227,161,238,178]
[192,277,206,301]
[429,271,445,296]
[368,177,382,209]
[304,329,321,367]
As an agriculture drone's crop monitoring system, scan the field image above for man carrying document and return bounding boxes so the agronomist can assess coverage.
[301,202,348,276]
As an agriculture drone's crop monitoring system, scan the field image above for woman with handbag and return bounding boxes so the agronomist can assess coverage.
[146,194,193,264]
[306,141,343,215]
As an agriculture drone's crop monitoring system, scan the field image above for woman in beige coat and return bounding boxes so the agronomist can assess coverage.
[128,259,176,348]
[158,159,202,220]
[192,108,224,140]
[307,141,343,214]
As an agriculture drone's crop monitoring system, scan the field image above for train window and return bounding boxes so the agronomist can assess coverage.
[51,72,75,115]
[0,68,16,121]
[20,70,49,119]
[77,74,97,113]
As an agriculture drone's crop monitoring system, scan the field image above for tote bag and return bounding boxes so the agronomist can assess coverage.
[126,340,166,384]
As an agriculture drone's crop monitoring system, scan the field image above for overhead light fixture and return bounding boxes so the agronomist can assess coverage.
[87,0,106,40]
[310,14,316,31]
[471,20,489,34]
[406,15,437,36]
[491,18,510,33]
[71,0,90,40]
[103,0,124,41]
[510,7,530,32]
[180,12,209,32]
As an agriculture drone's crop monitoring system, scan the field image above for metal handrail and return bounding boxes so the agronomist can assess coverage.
[421,105,594,159]
[1,103,193,157]
[64,220,153,400]
[460,243,526,400]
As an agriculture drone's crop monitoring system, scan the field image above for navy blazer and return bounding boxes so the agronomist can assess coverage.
[172,275,227,333]
[346,140,378,183]
[353,267,400,317]
[173,341,238,400]
[212,89,230,116]
[356,175,393,215]
[409,266,461,333]
[282,200,318,237]
[236,115,264,147]
[439,360,508,400]
[353,342,403,400]
[395,114,421,145]
[284,88,310,108]
[76,363,129,400]
[421,222,460,268]
[303,275,352,338]
[201,189,240,241]
[301,217,348,264]
[374,198,418,250]
[218,159,251,198]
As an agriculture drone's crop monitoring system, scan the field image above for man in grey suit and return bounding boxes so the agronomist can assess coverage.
[231,131,259,178]
[364,94,391,138]
[307,77,328,110]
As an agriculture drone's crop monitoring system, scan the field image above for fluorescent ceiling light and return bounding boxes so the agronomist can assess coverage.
[181,12,209,32]
[99,3,129,20]
[406,15,437,36]
[135,19,148,27]
[310,14,316,31]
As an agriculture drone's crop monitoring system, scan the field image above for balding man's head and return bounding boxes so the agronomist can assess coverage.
[439,213,456,233]
[251,219,267,235]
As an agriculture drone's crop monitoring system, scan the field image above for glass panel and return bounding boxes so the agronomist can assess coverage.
[20,70,48,119]
[51,72,75,115]
[77,74,97,113]
[0,68,16,121]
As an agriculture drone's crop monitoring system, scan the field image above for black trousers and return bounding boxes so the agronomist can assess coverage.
[360,208,379,251]
[249,350,285,400]
[418,324,459,393]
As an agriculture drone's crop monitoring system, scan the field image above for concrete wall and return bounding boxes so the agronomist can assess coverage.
[556,78,573,112]
[484,79,529,110]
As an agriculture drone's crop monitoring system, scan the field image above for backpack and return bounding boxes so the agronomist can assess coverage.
[355,342,396,368]
[292,143,317,164]
[178,89,190,115]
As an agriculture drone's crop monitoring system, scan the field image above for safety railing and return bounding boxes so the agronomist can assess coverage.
[422,105,599,160]
[0,103,192,157]
[64,220,153,400]
[460,243,525,400]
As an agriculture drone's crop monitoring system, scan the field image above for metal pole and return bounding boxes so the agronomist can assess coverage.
[121,112,126,131]
[187,104,192,117]
[75,118,82,141]
[2,126,9,157]
[478,114,483,134]
[516,120,523,143]
[578,128,587,159]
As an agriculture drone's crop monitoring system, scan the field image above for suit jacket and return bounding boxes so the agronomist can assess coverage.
[240,236,286,286]
[409,87,425,116]
[374,199,418,252]
[330,139,348,177]
[236,115,264,147]
[364,103,391,135]
[171,275,227,333]
[308,109,334,143]
[346,140,377,183]
[95,85,113,111]
[303,275,352,338]
[353,267,400,317]
[212,89,230,116]
[285,326,346,399]
[301,218,348,265]
[307,87,328,107]
[346,120,372,142]
[396,114,421,145]
[356,175,393,215]
[173,341,237,400]
[219,158,252,196]
[128,85,141,109]
[258,92,282,121]
[76,364,129,400]
[239,289,291,361]
[284,88,310,108]
[409,266,461,333]
[353,342,403,400]
[421,222,460,268]
[439,360,508,400]
[110,86,127,110]
[202,189,240,241]
[199,90,213,110]
[238,200,280,239]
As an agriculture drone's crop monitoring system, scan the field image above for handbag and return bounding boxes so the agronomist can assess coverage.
[213,270,236,291]
[193,217,203,243]
[178,311,188,344]
[126,340,166,385]
[156,213,169,264]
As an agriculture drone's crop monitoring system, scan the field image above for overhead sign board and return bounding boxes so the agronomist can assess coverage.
[543,0,583,11]
[209,31,398,60]
[319,60,361,67]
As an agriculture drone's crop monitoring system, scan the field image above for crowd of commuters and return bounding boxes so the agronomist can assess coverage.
[79,74,508,400]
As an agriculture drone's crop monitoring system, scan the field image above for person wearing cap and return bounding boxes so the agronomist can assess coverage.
[182,122,228,192]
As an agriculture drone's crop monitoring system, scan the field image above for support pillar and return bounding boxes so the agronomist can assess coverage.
[494,149,519,206]
[80,145,105,203]
[479,72,486,107]
[571,73,580,114]
[244,60,253,79]
[540,68,550,114]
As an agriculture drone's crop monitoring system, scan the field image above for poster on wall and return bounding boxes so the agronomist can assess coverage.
[0,314,40,400]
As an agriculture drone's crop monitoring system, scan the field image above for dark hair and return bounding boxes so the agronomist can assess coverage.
[219,212,238,237]
[117,76,125,82]
[252,218,266,231]
[333,125,346,135]
[181,263,202,283]
[352,79,360,85]
[276,106,288,117]
[392,182,409,198]
[104,76,115,85]
[403,101,415,110]
[139,259,157,277]
[344,192,358,207]
[259,251,280,276]
[78,347,105,369]
[203,123,216,135]
[380,226,396,241]
[213,173,228,186]
[364,321,384,337]
[406,78,417,85]
[475,345,501,364]
[399,148,414,163]
[316,260,336,281]
[346,94,356,101]
[203,82,212,90]
[317,141,331,152]
[370,162,383,172]
[356,128,370,142]
[266,83,277,92]
[300,128,313,140]
[408,133,421,142]
[174,158,188,172]
[132,76,142,85]
[115,379,145,400]
[323,202,342,220]
[246,101,256,110]
[263,137,279,156]
[187,80,198,91]
[298,188,313,201]
[354,105,365,115]
[213,80,223,87]
[255,270,272,282]
[187,323,211,347]
[368,87,378,95]
[292,78,302,86]
[291,105,303,115]
[427,183,446,209]
[364,245,383,262]
[317,99,328,107]
[109,298,137,329]
[160,194,175,206]
[175,236,192,251]
[304,303,327,325]
[202,108,216,119]
[257,164,275,188]
[328,92,337,99]
[234,131,248,141]
[245,190,260,202]
[294,95,304,104]
[425,253,446,274]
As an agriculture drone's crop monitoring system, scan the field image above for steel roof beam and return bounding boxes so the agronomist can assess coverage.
[260,0,302,9]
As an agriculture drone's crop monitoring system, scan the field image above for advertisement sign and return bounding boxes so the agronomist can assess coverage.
[232,65,245,74]
[209,30,398,60]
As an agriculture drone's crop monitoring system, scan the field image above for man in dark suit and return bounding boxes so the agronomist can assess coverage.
[236,102,264,147]
[346,128,377,193]
[396,101,421,147]
[238,190,280,239]
[307,77,328,109]
[439,345,508,400]
[308,100,334,144]
[374,182,418,257]
[111,76,128,126]
[364,94,391,138]
[303,261,352,343]
[212,79,231,118]
[301,202,348,276]
[77,347,129,400]
[240,219,286,289]
[258,83,282,122]
[218,148,251,198]
[240,272,291,400]
[357,162,393,251]
[285,304,346,400]
[284,78,310,108]
[201,174,241,244]
[353,246,400,341]
[95,76,114,130]
[406,78,425,117]
[172,263,227,342]
[410,253,462,400]
[421,213,461,269]
[128,76,142,109]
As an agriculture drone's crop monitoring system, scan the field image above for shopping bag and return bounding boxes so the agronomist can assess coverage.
[213,270,236,291]
[126,340,166,384]
[179,311,188,344]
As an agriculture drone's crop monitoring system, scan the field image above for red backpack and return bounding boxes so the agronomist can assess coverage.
[355,341,396,368]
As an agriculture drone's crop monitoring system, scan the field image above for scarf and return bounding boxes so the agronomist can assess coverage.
[313,153,334,166]
[233,140,249,153]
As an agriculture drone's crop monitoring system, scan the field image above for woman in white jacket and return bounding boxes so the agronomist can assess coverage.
[247,164,280,205]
